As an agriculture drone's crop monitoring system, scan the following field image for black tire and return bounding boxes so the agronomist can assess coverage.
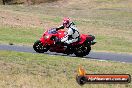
[74,46,91,57]
[33,40,49,53]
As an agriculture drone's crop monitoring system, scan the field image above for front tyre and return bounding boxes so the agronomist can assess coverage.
[74,46,91,57]
[33,40,49,53]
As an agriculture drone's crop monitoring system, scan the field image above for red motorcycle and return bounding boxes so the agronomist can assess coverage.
[33,28,96,57]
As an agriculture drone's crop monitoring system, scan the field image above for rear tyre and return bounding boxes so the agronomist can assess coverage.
[74,46,91,57]
[33,40,49,53]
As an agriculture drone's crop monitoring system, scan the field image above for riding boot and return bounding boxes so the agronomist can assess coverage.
[64,44,73,55]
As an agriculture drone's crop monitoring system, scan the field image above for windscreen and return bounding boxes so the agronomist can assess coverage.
[48,28,57,34]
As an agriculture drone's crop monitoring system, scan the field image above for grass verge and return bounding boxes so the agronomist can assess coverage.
[0,50,132,88]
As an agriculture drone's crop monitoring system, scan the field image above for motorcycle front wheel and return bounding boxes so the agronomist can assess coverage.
[33,40,49,53]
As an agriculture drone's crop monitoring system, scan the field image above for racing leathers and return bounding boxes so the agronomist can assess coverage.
[56,22,80,44]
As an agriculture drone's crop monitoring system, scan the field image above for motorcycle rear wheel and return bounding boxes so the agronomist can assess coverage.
[33,40,49,53]
[74,46,91,57]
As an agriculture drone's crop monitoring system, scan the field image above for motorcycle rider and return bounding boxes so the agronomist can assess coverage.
[56,17,80,45]
[55,18,96,54]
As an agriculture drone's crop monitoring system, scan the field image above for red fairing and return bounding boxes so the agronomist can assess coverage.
[39,29,66,46]
[79,34,87,44]
[39,28,90,46]
[40,37,45,44]
[57,30,66,39]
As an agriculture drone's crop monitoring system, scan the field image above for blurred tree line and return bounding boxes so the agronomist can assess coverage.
[0,0,59,5]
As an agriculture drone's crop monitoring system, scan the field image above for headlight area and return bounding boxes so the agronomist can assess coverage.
[43,35,50,39]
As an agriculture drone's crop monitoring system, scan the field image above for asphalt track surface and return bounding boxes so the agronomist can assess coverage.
[0,44,132,63]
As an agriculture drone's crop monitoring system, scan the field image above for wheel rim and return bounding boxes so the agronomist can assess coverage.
[75,46,90,57]
[33,40,50,53]
[35,42,45,51]
[77,46,86,53]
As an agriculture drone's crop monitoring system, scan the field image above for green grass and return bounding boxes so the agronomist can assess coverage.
[0,50,132,88]
[95,35,132,52]
[0,26,43,45]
